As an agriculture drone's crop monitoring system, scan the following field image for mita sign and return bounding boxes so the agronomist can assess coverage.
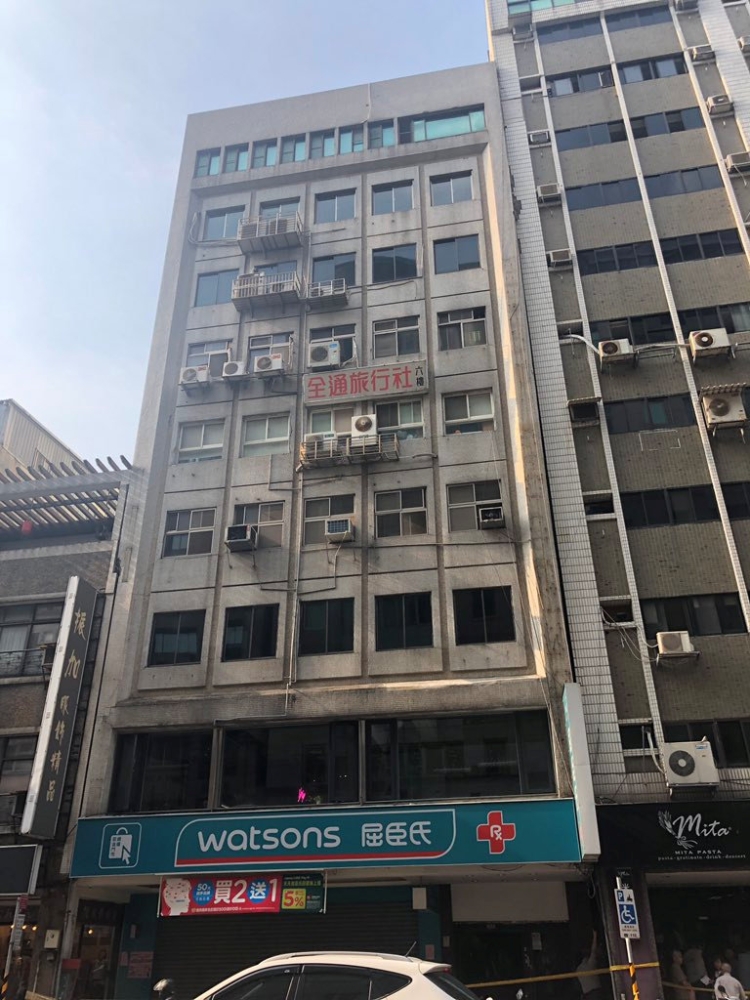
[71,800,581,877]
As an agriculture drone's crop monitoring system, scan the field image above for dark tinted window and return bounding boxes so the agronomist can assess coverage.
[298,598,354,654]
[222,605,278,660]
[110,731,212,812]
[538,17,601,42]
[605,395,694,433]
[217,971,297,1000]
[195,270,238,306]
[298,969,409,1000]
[312,253,356,286]
[454,586,515,644]
[608,5,671,28]
[426,973,480,1000]
[148,611,205,665]
[724,482,750,519]
[567,178,640,211]
[373,245,417,282]
[434,235,481,273]
[376,593,433,650]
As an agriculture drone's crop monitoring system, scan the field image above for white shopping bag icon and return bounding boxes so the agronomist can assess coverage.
[109,828,133,863]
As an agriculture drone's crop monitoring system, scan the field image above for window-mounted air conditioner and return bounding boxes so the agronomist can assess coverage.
[253,354,285,375]
[537,183,562,204]
[351,414,377,438]
[324,518,355,542]
[224,524,258,552]
[726,151,750,172]
[528,130,551,146]
[598,339,634,364]
[547,248,573,269]
[304,432,337,444]
[664,741,719,787]
[308,342,341,369]
[656,630,695,658]
[707,94,734,117]
[701,392,746,427]
[690,44,714,62]
[179,366,210,388]
[479,505,505,529]
[689,328,732,360]
[739,36,750,53]
[222,360,248,379]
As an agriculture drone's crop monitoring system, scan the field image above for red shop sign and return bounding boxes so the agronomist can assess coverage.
[160,875,282,916]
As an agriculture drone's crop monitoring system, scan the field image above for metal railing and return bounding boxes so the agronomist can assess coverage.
[232,272,301,299]
[305,277,348,300]
[238,211,303,241]
[0,649,47,677]
[300,433,399,467]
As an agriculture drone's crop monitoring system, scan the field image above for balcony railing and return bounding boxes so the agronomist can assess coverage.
[0,649,47,678]
[232,272,301,311]
[237,212,304,253]
[299,433,399,469]
[304,278,349,307]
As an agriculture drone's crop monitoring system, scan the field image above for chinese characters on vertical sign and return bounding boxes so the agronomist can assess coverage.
[303,361,427,404]
[22,577,98,839]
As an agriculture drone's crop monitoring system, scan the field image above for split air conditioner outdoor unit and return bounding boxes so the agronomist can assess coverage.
[324,517,355,542]
[739,36,750,53]
[479,505,506,529]
[351,414,377,438]
[253,354,285,375]
[726,151,750,172]
[547,248,573,269]
[308,342,341,369]
[224,524,259,552]
[656,630,695,658]
[707,94,733,117]
[528,130,551,146]
[688,328,732,360]
[690,44,714,62]
[179,366,210,388]
[599,339,634,364]
[537,183,562,204]
[222,360,249,379]
[701,392,746,428]
[664,741,719,788]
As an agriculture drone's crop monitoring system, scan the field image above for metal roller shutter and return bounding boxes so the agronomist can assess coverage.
[153,902,419,999]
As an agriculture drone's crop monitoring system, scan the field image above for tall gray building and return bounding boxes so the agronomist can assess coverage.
[66,63,599,997]
[488,0,750,993]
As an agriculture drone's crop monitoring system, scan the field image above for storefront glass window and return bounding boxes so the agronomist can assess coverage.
[109,732,212,813]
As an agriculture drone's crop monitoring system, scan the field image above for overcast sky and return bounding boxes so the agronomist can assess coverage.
[0,0,486,462]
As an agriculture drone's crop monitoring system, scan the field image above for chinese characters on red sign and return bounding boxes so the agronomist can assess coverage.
[160,874,324,916]
[303,362,427,403]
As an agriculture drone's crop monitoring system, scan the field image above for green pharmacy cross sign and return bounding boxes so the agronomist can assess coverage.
[71,800,581,877]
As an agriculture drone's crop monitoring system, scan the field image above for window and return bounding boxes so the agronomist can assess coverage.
[438,307,487,350]
[368,120,396,149]
[148,610,205,666]
[298,598,354,655]
[556,120,627,151]
[375,488,427,538]
[177,420,224,463]
[204,207,244,241]
[0,737,37,798]
[222,722,358,808]
[234,502,284,547]
[641,594,745,639]
[259,198,300,220]
[252,140,277,168]
[315,190,355,223]
[372,244,417,283]
[590,314,674,347]
[241,415,290,457]
[661,229,743,264]
[664,720,750,768]
[255,260,297,279]
[0,602,63,678]
[222,605,278,660]
[339,125,364,154]
[304,495,355,544]
[372,316,419,359]
[312,253,356,287]
[645,166,722,199]
[538,17,602,43]
[585,496,614,515]
[217,972,298,1000]
[195,148,220,177]
[163,509,215,557]
[194,269,238,306]
[372,181,413,215]
[375,593,432,650]
[578,241,657,276]
[434,235,480,274]
[447,481,502,531]
[366,711,553,801]
[723,482,750,519]
[549,68,614,97]
[567,178,640,211]
[310,324,356,364]
[621,486,719,528]
[280,135,306,163]
[399,106,486,143]
[604,395,694,434]
[631,107,703,139]
[247,332,292,370]
[224,144,248,172]
[110,731,211,812]
[375,399,424,439]
[444,391,494,434]
[431,172,472,206]
[454,587,515,644]
[310,130,335,159]
[619,56,687,84]
[680,302,750,336]
[298,969,409,1000]
[608,5,672,29]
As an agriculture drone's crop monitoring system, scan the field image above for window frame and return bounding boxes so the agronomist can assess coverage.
[447,481,502,531]
[148,610,206,667]
[233,501,284,548]
[221,604,279,661]
[298,598,355,656]
[280,135,306,163]
[195,148,220,177]
[176,420,224,464]
[303,495,355,545]
[375,593,433,651]
[368,120,396,149]
[372,316,420,359]
[310,130,336,159]
[371,181,413,215]
[310,324,356,364]
[433,235,481,274]
[437,307,487,350]
[162,508,216,557]
[430,172,473,207]
[375,398,425,439]
[374,487,428,538]
[203,207,244,241]
[194,269,238,307]
[372,244,418,283]
[311,252,356,287]
[223,144,249,173]
[251,140,278,168]
[453,586,515,645]
[0,603,63,679]
[314,190,356,224]
[241,415,291,458]
[443,390,494,435]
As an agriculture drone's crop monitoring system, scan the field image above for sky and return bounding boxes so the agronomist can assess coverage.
[0,0,487,462]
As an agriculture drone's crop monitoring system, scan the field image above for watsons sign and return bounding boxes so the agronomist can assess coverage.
[70,800,582,877]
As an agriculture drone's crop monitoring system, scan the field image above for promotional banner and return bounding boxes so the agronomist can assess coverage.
[159,873,324,916]
[71,799,581,877]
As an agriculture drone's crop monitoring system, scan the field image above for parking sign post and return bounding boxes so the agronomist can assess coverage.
[615,876,640,1000]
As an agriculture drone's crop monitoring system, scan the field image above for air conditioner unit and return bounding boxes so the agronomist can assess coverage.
[664,740,720,788]
[599,339,634,364]
[308,342,341,369]
[689,328,732,360]
[351,414,377,438]
[707,94,734,117]
[657,630,695,658]
[673,0,698,11]
[304,431,337,444]
[324,517,355,542]
[726,151,750,172]
[222,360,248,379]
[701,392,746,427]
[690,44,714,62]
[479,505,506,529]
[528,130,551,146]
[537,183,562,204]
[179,366,210,388]
[739,36,750,53]
[547,248,573,269]
[224,524,259,552]
[253,354,285,376]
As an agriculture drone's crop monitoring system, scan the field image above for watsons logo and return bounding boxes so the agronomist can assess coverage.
[196,825,342,854]
[658,810,732,851]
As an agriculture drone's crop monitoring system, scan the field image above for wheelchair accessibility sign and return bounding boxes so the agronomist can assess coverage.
[99,824,142,869]
[615,887,640,940]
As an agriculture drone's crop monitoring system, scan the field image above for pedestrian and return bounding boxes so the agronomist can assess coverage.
[670,949,696,1000]
[715,963,747,1000]
[684,942,712,990]
[576,930,604,1000]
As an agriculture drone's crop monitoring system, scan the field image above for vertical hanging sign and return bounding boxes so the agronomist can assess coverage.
[22,577,98,839]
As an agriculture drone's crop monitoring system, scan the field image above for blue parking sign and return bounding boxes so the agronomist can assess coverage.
[615,887,640,940]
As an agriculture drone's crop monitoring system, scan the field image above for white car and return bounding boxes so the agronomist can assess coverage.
[186,951,480,1000]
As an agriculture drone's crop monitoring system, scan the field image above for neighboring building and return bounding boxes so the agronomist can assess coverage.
[0,400,80,471]
[68,64,598,997]
[0,451,129,1000]
[488,0,750,993]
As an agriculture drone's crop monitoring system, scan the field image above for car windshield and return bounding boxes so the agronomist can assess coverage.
[425,972,480,1000]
